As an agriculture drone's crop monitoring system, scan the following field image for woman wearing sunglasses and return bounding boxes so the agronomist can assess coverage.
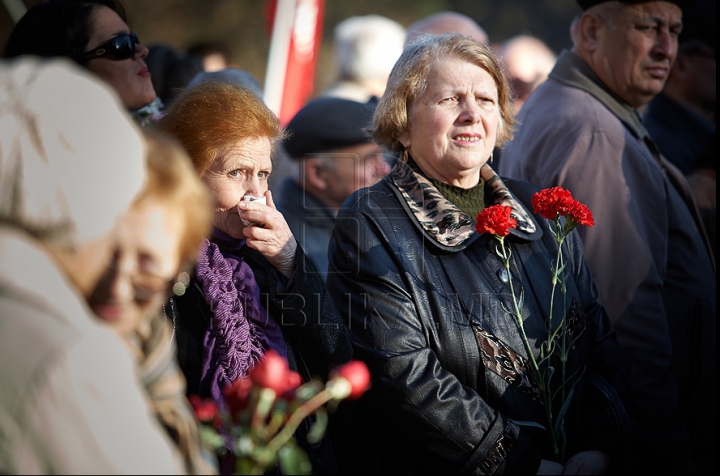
[2,0,158,122]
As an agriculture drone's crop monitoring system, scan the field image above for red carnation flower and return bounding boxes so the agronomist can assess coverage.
[330,360,371,400]
[249,350,303,396]
[189,394,219,422]
[223,376,254,420]
[475,205,517,237]
[567,201,595,227]
[533,186,595,228]
[531,186,574,219]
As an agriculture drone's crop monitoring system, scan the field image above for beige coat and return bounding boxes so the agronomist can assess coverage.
[0,228,185,474]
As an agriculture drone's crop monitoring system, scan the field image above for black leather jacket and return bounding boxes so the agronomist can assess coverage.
[326,161,628,474]
[165,244,353,475]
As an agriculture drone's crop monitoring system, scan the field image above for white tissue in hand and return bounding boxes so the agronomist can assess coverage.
[240,195,266,226]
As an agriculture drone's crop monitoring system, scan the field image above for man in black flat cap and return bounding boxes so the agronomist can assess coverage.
[276,96,391,281]
[498,1,715,474]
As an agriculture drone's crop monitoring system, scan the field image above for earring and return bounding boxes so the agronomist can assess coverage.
[488,152,494,164]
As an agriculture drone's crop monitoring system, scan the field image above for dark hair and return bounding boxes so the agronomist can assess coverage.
[2,0,128,64]
[186,41,230,61]
[145,44,204,106]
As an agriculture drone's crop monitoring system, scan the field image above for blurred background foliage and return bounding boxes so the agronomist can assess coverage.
[1,0,582,95]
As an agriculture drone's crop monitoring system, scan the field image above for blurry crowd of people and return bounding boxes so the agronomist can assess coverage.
[0,0,715,475]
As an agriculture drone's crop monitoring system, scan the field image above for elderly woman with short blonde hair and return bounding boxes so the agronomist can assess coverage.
[326,33,627,475]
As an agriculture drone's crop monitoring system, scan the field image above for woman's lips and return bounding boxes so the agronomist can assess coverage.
[91,303,124,322]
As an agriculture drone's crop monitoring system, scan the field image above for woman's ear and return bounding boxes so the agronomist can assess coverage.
[397,130,411,149]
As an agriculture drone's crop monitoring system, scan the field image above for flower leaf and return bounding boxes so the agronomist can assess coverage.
[517,288,524,310]
[554,386,576,437]
[509,418,548,431]
[278,442,313,475]
[198,424,227,452]
[307,408,328,444]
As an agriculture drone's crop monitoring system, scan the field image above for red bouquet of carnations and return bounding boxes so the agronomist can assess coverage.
[475,186,594,462]
[190,350,370,475]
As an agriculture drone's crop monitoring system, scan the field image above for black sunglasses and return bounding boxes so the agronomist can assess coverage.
[80,32,140,61]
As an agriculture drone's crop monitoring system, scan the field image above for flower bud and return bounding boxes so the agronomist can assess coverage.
[329,360,371,400]
[250,350,303,395]
[223,377,253,420]
[326,376,353,400]
[189,395,218,422]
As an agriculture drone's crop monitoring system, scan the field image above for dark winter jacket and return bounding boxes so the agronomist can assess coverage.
[326,160,628,474]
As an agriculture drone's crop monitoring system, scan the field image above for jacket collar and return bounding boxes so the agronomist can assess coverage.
[390,159,540,251]
[550,50,672,172]
[550,50,648,142]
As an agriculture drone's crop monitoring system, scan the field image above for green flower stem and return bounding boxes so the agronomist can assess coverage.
[252,388,277,431]
[497,236,559,457]
[551,218,569,462]
[251,388,336,474]
[550,219,567,395]
[498,237,541,377]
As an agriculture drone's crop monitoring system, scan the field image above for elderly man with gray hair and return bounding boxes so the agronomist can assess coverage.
[320,14,406,102]
[498,1,715,474]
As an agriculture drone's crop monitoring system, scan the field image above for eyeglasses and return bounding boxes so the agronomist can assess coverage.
[80,32,140,61]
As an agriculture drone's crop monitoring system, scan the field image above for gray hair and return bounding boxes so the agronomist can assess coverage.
[334,15,406,83]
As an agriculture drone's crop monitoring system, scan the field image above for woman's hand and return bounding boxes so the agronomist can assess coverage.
[561,450,608,475]
[239,190,297,277]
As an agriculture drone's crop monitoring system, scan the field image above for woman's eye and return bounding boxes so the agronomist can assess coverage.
[258,171,270,180]
[229,169,242,178]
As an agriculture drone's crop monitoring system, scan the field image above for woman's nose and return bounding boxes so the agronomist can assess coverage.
[101,267,134,303]
[459,100,482,123]
[243,176,264,197]
[135,42,149,60]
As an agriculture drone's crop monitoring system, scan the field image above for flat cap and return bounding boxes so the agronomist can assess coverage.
[283,96,377,159]
[577,0,694,11]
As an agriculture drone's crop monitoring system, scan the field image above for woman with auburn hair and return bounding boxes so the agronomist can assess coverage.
[156,81,352,475]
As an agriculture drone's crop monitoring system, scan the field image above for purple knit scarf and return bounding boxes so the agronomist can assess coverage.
[195,237,284,406]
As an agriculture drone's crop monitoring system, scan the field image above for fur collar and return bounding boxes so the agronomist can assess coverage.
[390,159,539,250]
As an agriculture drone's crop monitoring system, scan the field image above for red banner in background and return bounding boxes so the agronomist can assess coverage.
[264,0,324,126]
